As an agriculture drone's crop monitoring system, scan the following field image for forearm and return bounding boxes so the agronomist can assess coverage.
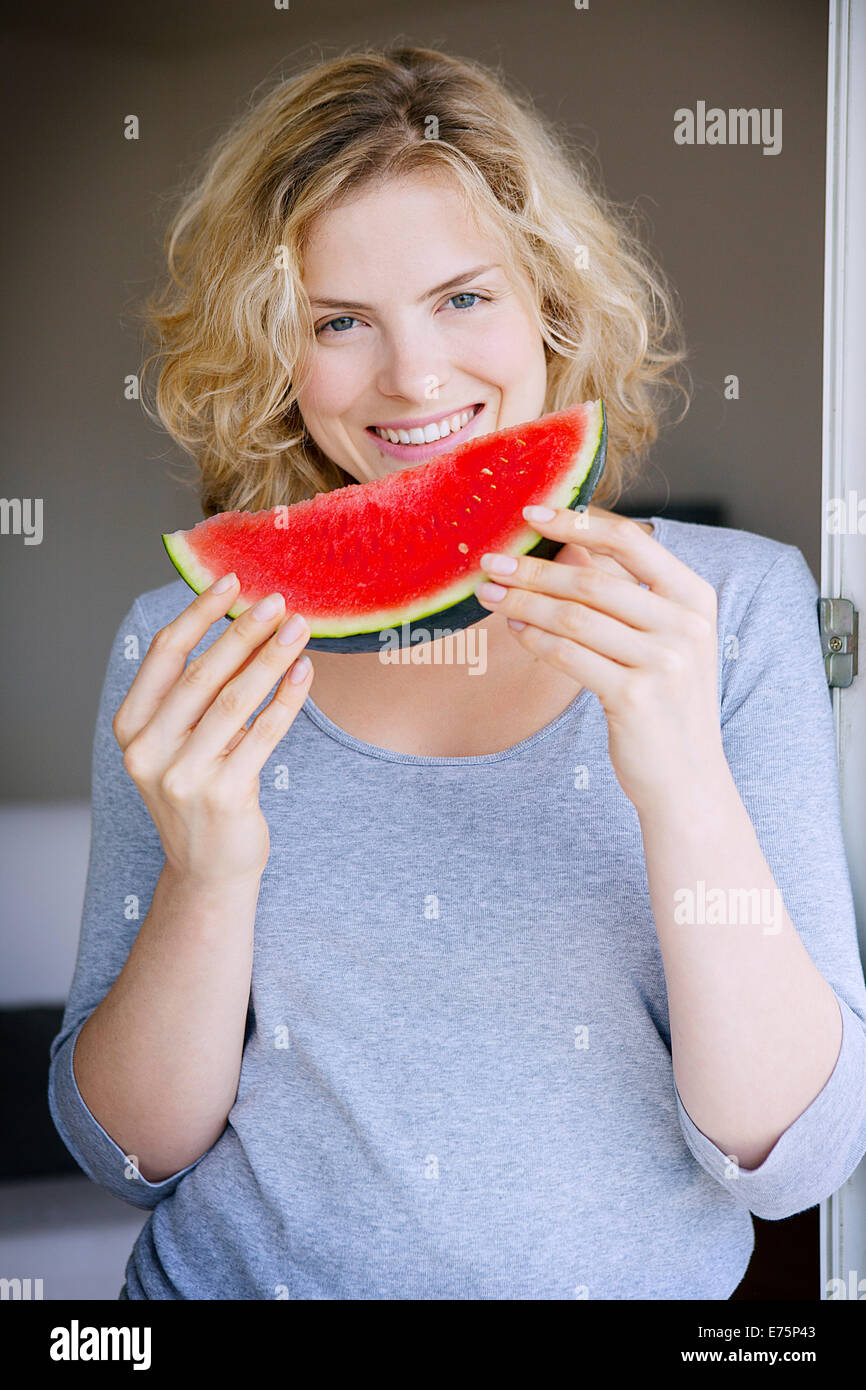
[73,863,260,1182]
[636,763,843,1171]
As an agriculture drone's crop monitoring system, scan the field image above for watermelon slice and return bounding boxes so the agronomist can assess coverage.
[162,398,606,652]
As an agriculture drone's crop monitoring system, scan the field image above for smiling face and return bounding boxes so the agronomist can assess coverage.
[295,170,549,482]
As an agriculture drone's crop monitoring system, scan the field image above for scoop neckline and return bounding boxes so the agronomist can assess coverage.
[300,515,665,765]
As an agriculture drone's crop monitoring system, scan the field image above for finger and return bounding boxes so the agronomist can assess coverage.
[478,548,665,633]
[522,504,715,612]
[553,542,595,571]
[112,573,242,751]
[198,650,268,751]
[476,582,650,666]
[555,540,642,587]
[177,611,311,770]
[509,620,627,706]
[220,652,314,782]
[140,591,292,759]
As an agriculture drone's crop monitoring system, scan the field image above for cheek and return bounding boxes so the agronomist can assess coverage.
[459,305,545,383]
[297,354,367,421]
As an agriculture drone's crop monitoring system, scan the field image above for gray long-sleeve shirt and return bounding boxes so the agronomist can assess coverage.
[48,515,866,1299]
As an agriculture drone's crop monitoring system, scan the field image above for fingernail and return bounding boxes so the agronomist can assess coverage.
[211,572,237,594]
[481,552,518,575]
[277,612,307,645]
[252,592,284,620]
[289,655,312,684]
[508,619,526,631]
[523,505,556,521]
[477,581,507,602]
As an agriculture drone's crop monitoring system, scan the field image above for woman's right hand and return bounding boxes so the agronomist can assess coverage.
[111,574,313,887]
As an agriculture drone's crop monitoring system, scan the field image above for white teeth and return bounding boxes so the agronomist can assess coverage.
[373,406,477,444]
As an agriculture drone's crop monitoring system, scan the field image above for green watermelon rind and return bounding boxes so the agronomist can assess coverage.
[162,533,226,604]
[161,400,607,652]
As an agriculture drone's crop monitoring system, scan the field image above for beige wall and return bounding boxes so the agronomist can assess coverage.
[1,0,827,798]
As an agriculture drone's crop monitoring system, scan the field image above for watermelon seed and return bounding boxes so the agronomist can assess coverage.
[458,542,469,553]
[472,494,482,502]
[481,467,493,475]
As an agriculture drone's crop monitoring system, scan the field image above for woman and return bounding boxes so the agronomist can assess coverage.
[48,44,866,1300]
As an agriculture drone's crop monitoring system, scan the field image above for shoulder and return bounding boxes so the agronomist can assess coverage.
[652,519,828,726]
[651,517,817,629]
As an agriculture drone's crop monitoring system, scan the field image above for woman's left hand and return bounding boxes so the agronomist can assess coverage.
[474,504,728,814]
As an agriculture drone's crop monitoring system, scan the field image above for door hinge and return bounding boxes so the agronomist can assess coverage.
[819,597,859,688]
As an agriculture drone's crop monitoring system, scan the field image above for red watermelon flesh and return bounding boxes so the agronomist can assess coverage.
[162,398,606,652]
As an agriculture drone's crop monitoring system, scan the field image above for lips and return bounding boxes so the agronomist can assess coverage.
[367,403,485,464]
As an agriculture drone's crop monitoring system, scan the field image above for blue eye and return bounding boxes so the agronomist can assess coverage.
[315,315,358,336]
[314,292,490,337]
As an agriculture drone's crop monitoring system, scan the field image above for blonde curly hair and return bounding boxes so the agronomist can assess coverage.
[137,42,691,518]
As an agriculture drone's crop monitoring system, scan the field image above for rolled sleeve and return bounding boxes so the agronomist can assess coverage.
[674,994,866,1219]
[48,1017,207,1209]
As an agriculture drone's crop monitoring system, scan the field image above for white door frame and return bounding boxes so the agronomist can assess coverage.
[820,0,866,1301]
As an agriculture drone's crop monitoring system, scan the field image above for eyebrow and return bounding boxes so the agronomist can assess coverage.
[307,263,502,312]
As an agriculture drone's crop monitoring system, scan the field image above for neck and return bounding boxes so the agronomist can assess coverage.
[307,608,513,689]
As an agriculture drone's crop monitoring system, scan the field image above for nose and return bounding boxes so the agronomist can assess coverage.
[373,322,450,407]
